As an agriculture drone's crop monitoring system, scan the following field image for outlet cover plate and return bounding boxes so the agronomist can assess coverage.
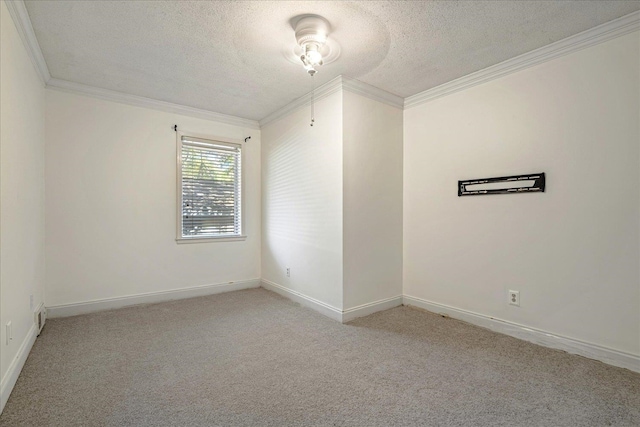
[509,290,520,306]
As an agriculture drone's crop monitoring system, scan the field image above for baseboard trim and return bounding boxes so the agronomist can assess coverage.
[342,296,403,323]
[260,280,402,323]
[47,279,261,318]
[260,279,343,322]
[403,295,640,373]
[0,323,38,414]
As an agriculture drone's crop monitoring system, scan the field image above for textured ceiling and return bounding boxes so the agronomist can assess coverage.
[25,1,640,121]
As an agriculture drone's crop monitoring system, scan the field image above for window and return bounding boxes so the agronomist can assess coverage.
[177,134,243,242]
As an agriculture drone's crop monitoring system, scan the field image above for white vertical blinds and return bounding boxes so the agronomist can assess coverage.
[180,136,242,238]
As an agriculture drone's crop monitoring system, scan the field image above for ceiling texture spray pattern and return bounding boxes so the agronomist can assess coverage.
[24,1,640,121]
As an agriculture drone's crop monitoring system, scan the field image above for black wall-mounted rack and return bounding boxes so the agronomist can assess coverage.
[458,173,545,196]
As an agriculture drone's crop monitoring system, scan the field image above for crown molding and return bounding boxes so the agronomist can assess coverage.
[342,76,404,109]
[405,10,640,109]
[259,75,344,127]
[259,75,403,127]
[6,0,638,123]
[47,78,260,129]
[5,0,258,129]
[5,0,51,85]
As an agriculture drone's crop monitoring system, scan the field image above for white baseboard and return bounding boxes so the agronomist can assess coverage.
[403,295,640,373]
[260,279,402,323]
[1,323,38,414]
[47,279,261,318]
[260,279,343,322]
[342,296,403,323]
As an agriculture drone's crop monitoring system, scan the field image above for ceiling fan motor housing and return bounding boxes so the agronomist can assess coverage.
[295,15,330,47]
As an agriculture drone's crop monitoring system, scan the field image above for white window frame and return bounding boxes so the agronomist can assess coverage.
[176,130,246,243]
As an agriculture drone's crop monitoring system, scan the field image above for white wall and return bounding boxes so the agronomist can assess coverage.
[343,91,403,309]
[45,90,261,307]
[261,90,344,310]
[404,32,640,356]
[0,0,46,409]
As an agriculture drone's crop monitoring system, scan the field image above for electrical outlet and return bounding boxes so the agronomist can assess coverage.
[508,290,520,306]
[286,267,290,278]
[5,321,12,345]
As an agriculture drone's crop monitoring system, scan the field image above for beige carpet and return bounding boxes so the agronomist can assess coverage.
[1,288,638,426]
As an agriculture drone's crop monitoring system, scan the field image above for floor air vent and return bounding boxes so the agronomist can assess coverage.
[35,303,46,335]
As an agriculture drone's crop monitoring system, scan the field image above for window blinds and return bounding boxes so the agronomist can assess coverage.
[180,136,241,238]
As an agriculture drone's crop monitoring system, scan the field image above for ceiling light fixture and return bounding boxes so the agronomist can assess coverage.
[291,14,335,126]
[294,15,331,76]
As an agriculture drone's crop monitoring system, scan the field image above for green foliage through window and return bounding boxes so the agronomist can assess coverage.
[180,138,241,237]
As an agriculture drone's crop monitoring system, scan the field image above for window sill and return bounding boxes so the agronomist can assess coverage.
[176,235,247,244]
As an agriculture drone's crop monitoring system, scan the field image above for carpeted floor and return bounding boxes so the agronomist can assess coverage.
[1,288,638,426]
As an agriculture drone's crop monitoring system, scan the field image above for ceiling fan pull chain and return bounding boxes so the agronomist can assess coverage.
[310,74,315,127]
